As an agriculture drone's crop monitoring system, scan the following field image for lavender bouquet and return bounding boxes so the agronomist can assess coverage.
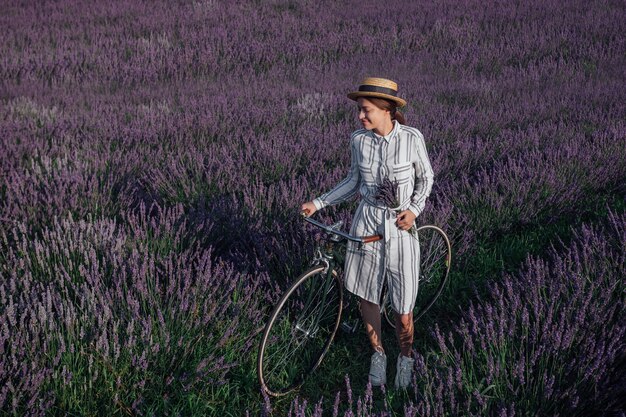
[374,177,417,237]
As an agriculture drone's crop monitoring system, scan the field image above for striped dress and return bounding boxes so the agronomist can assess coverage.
[312,120,434,314]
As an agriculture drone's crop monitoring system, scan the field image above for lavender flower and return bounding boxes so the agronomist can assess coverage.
[374,176,417,237]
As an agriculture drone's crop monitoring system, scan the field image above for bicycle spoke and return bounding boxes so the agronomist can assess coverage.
[265,306,322,374]
[268,296,337,376]
[421,232,445,270]
[265,291,336,377]
[414,226,451,319]
[266,327,313,378]
[259,267,342,396]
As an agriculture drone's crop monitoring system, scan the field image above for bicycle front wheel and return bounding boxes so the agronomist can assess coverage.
[384,225,452,327]
[257,265,343,397]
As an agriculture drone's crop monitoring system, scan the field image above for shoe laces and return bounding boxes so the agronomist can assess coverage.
[398,355,413,371]
[372,351,386,364]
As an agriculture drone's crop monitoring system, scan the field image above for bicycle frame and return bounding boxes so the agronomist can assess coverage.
[302,216,381,334]
[299,222,344,336]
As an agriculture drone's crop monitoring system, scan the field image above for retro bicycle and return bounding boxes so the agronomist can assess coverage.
[257,215,451,397]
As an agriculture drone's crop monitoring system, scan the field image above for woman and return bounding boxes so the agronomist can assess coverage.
[301,77,434,389]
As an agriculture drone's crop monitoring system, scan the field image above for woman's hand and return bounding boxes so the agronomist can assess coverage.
[301,201,317,217]
[396,210,416,231]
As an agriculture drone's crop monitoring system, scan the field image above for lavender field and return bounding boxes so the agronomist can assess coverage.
[1,0,624,415]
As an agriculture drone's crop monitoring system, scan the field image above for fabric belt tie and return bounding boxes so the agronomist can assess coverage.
[362,196,412,242]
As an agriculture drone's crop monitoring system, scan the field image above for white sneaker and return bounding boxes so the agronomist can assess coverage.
[368,351,387,386]
[394,354,414,389]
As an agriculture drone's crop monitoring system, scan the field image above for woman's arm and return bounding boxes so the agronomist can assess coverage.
[407,131,434,218]
[311,133,362,211]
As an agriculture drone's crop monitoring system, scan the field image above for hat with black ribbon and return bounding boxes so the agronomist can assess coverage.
[347,77,407,108]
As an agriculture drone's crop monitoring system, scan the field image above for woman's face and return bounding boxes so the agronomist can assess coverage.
[357,97,390,130]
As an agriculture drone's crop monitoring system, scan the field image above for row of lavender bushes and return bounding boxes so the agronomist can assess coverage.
[1,201,267,415]
[2,0,624,276]
[1,0,625,414]
[269,211,625,416]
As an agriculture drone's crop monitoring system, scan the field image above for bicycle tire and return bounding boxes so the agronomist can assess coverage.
[383,225,452,327]
[257,265,343,397]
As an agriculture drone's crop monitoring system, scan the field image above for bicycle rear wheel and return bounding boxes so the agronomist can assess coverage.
[257,265,343,397]
[383,225,451,327]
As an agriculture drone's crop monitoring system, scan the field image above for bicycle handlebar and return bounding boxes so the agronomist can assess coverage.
[302,215,383,244]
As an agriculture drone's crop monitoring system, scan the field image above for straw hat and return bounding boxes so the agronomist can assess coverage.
[347,77,407,108]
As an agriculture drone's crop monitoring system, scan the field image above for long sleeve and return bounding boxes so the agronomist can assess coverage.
[312,133,361,210]
[407,132,434,218]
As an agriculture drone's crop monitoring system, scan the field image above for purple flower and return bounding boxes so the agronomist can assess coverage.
[374,176,417,236]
